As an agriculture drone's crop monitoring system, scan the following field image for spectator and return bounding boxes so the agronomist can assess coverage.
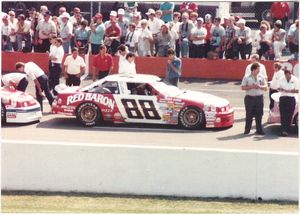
[287,20,299,61]
[70,9,84,50]
[137,19,152,57]
[124,1,138,22]
[159,2,175,23]
[260,20,271,31]
[180,2,198,14]
[119,52,137,75]
[63,47,86,86]
[124,23,138,53]
[93,45,113,81]
[178,12,194,57]
[74,20,90,55]
[51,16,61,35]
[117,8,129,44]
[234,18,252,59]
[244,54,268,80]
[189,12,198,26]
[146,8,161,56]
[38,5,48,21]
[204,14,214,57]
[166,48,182,87]
[221,15,229,29]
[59,12,72,54]
[241,62,268,135]
[169,12,181,57]
[2,72,28,92]
[117,44,128,69]
[271,2,290,29]
[166,22,178,51]
[104,20,121,56]
[90,13,105,55]
[30,10,40,52]
[16,14,31,52]
[278,69,299,136]
[15,61,54,112]
[210,17,225,59]
[8,11,18,51]
[104,11,118,29]
[269,62,284,110]
[1,15,12,51]
[271,20,286,60]
[35,11,57,52]
[47,37,64,95]
[254,24,272,60]
[224,16,237,59]
[132,12,142,30]
[156,24,171,57]
[155,10,165,26]
[189,17,207,58]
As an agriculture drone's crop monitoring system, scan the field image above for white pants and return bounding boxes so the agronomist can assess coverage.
[273,41,286,60]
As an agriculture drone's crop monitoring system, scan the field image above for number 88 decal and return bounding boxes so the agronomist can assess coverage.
[121,99,161,120]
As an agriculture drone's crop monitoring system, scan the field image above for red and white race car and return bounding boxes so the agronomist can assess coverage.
[52,74,234,129]
[1,87,42,123]
[268,92,298,127]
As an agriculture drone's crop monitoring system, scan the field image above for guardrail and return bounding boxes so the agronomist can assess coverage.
[2,140,298,201]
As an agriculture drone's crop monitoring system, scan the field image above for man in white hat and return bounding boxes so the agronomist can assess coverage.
[190,17,207,58]
[104,11,119,29]
[204,13,213,57]
[117,8,130,44]
[59,12,72,53]
[146,8,162,56]
[233,18,252,59]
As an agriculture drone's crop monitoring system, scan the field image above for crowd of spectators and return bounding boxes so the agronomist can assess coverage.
[1,2,299,61]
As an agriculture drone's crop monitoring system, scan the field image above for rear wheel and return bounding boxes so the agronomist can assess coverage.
[76,102,101,127]
[1,104,6,124]
[179,106,205,129]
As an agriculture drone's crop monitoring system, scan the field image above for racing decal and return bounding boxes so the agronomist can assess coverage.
[66,93,115,109]
[121,99,161,120]
[7,113,16,118]
[158,97,184,123]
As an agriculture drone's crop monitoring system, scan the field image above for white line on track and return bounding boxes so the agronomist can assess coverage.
[2,139,297,155]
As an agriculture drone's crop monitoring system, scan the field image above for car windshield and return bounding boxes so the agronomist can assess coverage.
[81,80,104,92]
[152,81,184,97]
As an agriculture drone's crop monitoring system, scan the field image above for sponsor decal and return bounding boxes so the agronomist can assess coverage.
[114,112,122,120]
[67,93,115,109]
[158,97,184,123]
[7,113,16,118]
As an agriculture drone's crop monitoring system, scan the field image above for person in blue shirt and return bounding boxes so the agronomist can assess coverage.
[166,48,182,86]
[159,2,175,23]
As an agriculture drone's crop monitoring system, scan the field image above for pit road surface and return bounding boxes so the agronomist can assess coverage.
[2,78,298,153]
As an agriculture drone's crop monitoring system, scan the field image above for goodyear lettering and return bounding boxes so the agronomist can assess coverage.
[67,93,115,109]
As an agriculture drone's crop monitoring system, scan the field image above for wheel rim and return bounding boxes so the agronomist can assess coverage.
[80,106,97,123]
[183,109,200,126]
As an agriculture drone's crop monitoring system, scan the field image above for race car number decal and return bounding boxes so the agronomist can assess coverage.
[121,99,161,120]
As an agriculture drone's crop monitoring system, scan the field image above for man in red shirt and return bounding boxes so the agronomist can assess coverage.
[93,45,113,81]
[204,14,213,58]
[104,20,122,56]
[271,2,290,28]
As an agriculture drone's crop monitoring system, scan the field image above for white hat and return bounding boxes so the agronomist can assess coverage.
[146,8,155,15]
[205,14,211,20]
[110,11,117,16]
[60,12,70,19]
[118,8,125,15]
[236,18,246,25]
[197,17,204,22]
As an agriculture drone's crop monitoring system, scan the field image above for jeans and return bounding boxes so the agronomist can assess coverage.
[62,41,70,54]
[180,38,189,57]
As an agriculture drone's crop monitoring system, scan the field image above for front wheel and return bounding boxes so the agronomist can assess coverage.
[76,102,101,127]
[179,106,205,129]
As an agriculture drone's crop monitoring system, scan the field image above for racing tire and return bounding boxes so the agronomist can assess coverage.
[179,106,205,130]
[1,104,6,124]
[76,102,101,127]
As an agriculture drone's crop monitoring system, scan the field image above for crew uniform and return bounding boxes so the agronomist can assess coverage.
[23,62,54,111]
[2,72,28,92]
[241,74,266,134]
[278,74,299,136]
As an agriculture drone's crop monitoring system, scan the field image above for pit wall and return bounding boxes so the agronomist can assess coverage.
[2,52,298,80]
[2,140,298,201]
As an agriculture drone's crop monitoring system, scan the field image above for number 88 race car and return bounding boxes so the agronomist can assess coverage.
[52,74,234,129]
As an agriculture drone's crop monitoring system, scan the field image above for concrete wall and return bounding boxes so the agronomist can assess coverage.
[1,140,298,201]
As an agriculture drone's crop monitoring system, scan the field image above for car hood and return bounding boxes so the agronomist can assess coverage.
[55,84,81,94]
[176,90,229,107]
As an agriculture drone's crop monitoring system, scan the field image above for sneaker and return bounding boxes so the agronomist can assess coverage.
[255,131,265,135]
[244,130,250,135]
[279,131,288,137]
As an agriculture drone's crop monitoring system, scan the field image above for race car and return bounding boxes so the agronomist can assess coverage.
[1,87,42,123]
[268,92,298,127]
[52,74,234,129]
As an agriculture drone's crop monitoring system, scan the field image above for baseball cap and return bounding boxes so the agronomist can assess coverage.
[118,8,125,15]
[236,18,246,25]
[197,17,204,22]
[110,11,117,16]
[44,10,52,16]
[205,14,211,20]
[60,12,70,19]
[146,8,155,15]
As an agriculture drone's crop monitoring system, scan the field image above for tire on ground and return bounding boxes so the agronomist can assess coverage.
[76,102,101,127]
[179,106,205,129]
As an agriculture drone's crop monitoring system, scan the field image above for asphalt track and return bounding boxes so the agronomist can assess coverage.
[2,78,298,153]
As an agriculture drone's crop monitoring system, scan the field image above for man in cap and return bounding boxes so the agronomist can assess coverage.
[90,13,105,55]
[8,10,18,51]
[117,8,130,44]
[190,17,207,58]
[59,12,72,53]
[204,13,213,58]
[233,18,252,59]
[146,8,162,56]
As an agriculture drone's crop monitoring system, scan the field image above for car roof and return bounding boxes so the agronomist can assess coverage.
[104,74,161,83]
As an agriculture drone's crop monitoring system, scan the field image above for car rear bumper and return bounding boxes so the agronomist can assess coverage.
[5,106,42,123]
